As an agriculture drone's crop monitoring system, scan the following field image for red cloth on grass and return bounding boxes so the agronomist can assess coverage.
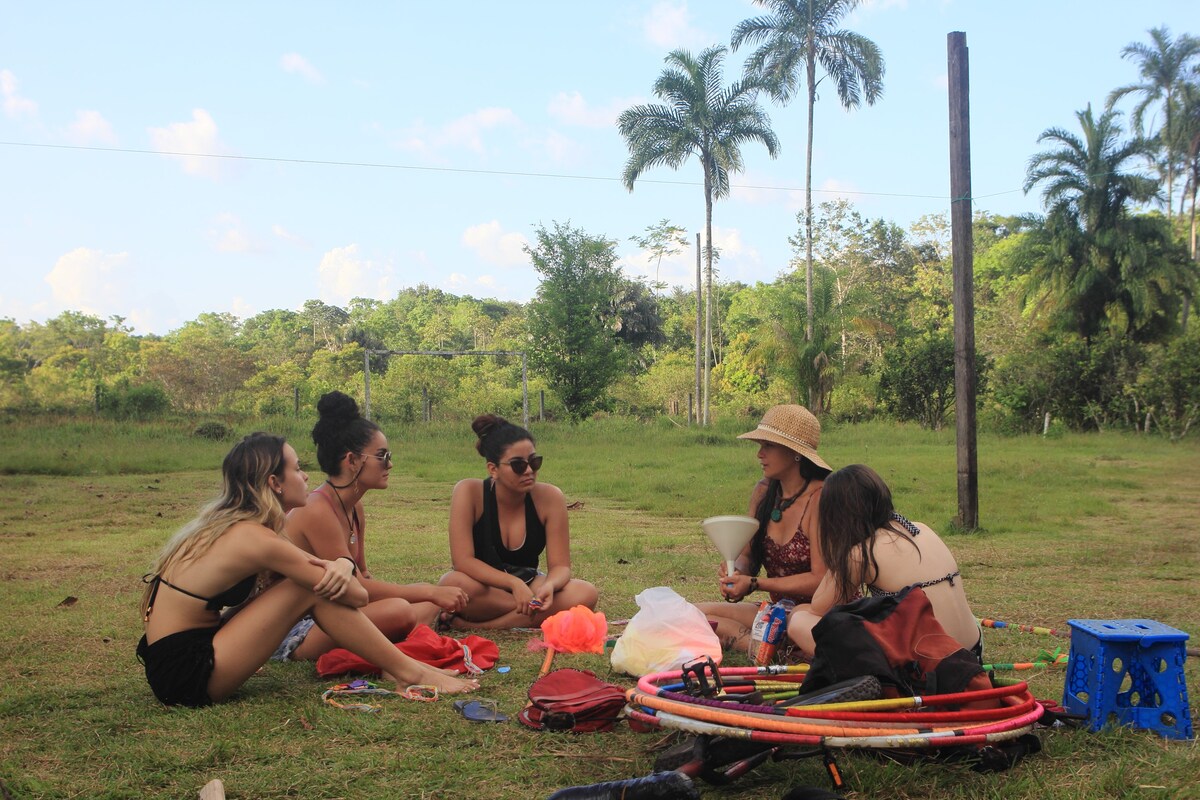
[315,623,499,678]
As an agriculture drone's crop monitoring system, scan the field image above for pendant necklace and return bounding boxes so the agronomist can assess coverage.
[771,479,809,522]
[326,481,359,545]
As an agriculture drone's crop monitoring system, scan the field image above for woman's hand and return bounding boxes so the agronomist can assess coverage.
[530,581,555,615]
[719,572,753,603]
[429,585,470,614]
[310,556,355,600]
[511,581,536,615]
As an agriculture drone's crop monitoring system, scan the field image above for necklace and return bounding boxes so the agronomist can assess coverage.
[770,479,810,522]
[326,481,359,545]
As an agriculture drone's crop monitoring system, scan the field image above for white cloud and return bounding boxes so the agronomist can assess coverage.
[147,109,232,179]
[547,91,640,128]
[44,247,129,313]
[396,107,521,158]
[230,296,257,321]
[280,53,325,85]
[272,224,312,248]
[1,69,38,119]
[642,1,706,49]
[64,110,117,145]
[537,129,586,165]
[209,213,265,254]
[461,221,529,267]
[317,244,396,305]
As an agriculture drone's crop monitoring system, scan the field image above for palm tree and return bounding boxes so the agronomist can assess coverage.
[1023,105,1168,341]
[618,46,779,425]
[1107,26,1200,219]
[1179,80,1200,332]
[731,0,884,344]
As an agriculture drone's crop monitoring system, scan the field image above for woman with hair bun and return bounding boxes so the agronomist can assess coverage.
[438,413,597,629]
[277,391,469,662]
[136,432,479,706]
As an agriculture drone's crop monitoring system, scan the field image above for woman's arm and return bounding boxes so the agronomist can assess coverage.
[537,483,573,594]
[283,502,357,600]
[447,479,527,593]
[234,522,369,608]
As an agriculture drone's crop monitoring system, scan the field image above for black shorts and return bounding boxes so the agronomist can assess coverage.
[136,627,218,707]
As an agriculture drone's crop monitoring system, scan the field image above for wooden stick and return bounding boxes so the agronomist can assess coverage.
[538,647,556,678]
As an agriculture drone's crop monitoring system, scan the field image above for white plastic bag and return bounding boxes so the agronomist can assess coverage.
[610,586,722,676]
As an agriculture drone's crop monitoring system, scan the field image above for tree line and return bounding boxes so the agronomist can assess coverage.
[2,9,1198,439]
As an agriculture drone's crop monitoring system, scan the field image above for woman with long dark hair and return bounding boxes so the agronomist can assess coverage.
[137,432,479,707]
[276,391,469,662]
[786,464,981,660]
[438,413,597,629]
[695,404,832,655]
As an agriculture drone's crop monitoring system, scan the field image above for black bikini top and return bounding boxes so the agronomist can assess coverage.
[865,512,960,598]
[142,572,256,620]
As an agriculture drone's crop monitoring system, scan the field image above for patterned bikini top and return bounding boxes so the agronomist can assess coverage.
[864,512,960,598]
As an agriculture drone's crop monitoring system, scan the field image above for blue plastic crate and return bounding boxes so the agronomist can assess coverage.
[1063,619,1192,740]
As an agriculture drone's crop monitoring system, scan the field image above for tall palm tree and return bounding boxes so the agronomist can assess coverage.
[1107,26,1200,219]
[1176,80,1200,332]
[1023,105,1164,341]
[731,0,884,344]
[619,46,779,424]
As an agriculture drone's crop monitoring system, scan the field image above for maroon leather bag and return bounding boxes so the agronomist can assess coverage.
[518,668,628,733]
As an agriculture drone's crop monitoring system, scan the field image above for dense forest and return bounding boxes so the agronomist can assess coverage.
[3,20,1199,439]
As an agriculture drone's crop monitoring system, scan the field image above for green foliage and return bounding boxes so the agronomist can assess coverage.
[525,222,630,421]
[98,379,170,420]
[193,421,233,441]
[988,331,1144,433]
[1132,330,1200,439]
[878,332,988,431]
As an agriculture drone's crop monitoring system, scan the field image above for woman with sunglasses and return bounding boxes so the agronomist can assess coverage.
[438,413,597,629]
[137,432,479,707]
[276,391,469,662]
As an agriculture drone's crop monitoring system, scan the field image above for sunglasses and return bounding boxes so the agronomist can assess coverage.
[499,454,543,475]
[358,450,393,466]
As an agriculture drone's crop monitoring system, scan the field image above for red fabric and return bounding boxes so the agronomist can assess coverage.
[315,623,499,678]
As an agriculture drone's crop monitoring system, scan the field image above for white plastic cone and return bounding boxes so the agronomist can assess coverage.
[701,515,759,576]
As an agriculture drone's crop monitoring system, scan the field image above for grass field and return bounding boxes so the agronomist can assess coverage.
[1,416,1198,799]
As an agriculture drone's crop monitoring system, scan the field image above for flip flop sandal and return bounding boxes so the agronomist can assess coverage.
[454,698,509,723]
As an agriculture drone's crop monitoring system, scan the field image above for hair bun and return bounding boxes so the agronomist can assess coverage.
[317,391,360,424]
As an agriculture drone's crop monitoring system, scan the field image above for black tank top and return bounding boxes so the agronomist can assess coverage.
[471,478,546,569]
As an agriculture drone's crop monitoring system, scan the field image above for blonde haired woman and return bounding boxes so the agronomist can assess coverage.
[137,432,479,707]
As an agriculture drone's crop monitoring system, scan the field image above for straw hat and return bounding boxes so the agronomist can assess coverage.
[737,404,830,472]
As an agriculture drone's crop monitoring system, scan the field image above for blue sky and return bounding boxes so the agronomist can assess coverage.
[1,1,1195,335]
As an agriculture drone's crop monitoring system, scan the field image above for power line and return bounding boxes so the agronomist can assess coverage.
[0,139,1018,203]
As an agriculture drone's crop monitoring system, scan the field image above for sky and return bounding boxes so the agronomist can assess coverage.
[1,1,1196,336]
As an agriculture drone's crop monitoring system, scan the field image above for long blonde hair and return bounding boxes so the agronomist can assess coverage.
[140,432,288,617]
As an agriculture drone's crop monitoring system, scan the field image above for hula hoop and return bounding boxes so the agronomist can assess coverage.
[627,665,1044,750]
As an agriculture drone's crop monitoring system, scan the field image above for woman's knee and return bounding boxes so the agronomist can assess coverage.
[366,598,419,637]
[562,579,598,609]
[439,570,481,593]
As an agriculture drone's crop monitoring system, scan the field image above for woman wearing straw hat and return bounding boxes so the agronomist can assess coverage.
[695,404,833,656]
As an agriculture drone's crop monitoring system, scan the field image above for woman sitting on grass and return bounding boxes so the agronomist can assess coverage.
[136,432,479,707]
[437,413,597,629]
[694,404,832,655]
[276,391,469,662]
[786,463,982,661]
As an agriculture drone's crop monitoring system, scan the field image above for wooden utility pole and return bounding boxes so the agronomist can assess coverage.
[694,232,702,426]
[948,31,979,529]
